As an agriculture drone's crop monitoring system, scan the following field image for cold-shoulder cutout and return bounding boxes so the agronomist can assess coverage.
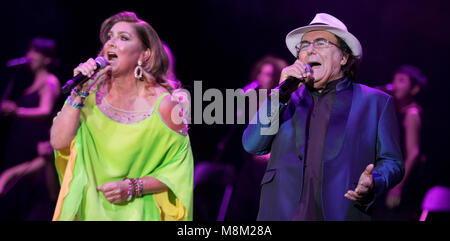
[158,94,188,136]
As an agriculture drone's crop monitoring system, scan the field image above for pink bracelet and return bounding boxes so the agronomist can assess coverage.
[124,178,144,200]
[131,178,138,198]
[137,179,144,197]
[124,178,133,202]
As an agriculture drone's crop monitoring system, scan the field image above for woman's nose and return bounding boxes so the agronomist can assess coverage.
[106,38,116,48]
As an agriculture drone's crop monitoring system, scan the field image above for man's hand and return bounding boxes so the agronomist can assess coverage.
[279,59,313,85]
[276,60,313,103]
[345,164,375,201]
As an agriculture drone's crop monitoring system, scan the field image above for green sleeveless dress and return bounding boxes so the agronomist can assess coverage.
[53,90,193,221]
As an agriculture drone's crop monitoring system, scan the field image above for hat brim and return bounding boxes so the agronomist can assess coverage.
[285,25,362,59]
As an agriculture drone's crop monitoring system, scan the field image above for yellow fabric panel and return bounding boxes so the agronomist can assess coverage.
[153,190,186,221]
[52,138,77,221]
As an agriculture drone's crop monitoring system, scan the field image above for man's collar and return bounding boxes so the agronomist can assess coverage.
[336,77,351,92]
[307,76,349,95]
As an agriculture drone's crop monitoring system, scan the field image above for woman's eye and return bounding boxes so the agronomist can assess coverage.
[120,36,129,41]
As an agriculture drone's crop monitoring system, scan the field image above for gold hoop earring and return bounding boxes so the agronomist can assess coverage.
[134,60,144,81]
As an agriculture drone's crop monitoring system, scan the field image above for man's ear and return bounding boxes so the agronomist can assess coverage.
[340,53,349,66]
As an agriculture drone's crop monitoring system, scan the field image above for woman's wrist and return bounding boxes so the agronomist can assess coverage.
[124,178,133,201]
[123,178,144,201]
[67,95,85,109]
[73,87,90,98]
[69,93,84,103]
[66,87,90,109]
[11,106,20,117]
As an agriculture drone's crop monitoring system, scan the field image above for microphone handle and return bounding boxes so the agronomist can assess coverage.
[271,63,311,103]
[273,76,305,104]
[61,62,101,94]
[277,76,302,92]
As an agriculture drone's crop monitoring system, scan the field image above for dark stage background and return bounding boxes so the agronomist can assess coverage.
[0,0,449,219]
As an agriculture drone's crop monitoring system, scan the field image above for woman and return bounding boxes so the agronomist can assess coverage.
[1,37,60,170]
[50,12,193,221]
[375,65,427,220]
[246,55,288,96]
[0,37,60,221]
[225,55,287,221]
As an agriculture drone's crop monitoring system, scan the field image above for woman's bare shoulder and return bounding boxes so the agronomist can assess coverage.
[158,92,188,136]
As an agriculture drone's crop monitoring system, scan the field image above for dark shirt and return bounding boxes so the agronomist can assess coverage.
[292,77,345,221]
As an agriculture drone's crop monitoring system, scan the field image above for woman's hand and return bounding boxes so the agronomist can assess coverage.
[385,187,402,209]
[73,58,111,92]
[97,180,129,204]
[1,100,18,116]
[37,141,53,159]
[0,168,15,196]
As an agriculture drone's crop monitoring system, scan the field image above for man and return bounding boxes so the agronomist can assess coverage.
[242,13,404,221]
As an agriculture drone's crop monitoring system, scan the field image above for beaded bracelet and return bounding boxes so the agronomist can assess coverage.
[124,178,133,202]
[136,179,144,197]
[66,95,85,109]
[130,178,138,198]
[123,178,144,201]
[73,88,90,99]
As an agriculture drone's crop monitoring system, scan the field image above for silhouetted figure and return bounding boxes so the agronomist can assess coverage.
[0,37,60,220]
[374,65,428,220]
[226,55,287,221]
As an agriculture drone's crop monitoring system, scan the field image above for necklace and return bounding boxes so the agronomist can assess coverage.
[96,88,154,124]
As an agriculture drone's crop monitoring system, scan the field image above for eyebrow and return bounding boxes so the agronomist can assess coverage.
[108,31,132,36]
[301,37,327,43]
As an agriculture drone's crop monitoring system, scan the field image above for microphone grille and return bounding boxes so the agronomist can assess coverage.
[95,56,109,68]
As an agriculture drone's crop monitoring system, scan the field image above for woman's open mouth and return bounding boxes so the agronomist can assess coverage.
[107,52,118,62]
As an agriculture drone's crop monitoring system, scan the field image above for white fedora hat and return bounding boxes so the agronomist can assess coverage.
[285,13,362,59]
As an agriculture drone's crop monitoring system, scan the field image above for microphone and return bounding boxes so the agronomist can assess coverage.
[242,80,260,94]
[6,57,29,68]
[273,63,312,103]
[275,76,303,93]
[61,56,109,93]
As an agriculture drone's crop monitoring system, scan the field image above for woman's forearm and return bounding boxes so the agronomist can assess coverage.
[50,95,83,150]
[16,106,52,119]
[395,150,420,190]
[141,176,168,195]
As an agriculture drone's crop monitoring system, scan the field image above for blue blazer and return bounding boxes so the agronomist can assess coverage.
[242,78,405,221]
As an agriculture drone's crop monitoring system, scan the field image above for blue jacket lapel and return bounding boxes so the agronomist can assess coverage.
[291,85,313,160]
[322,79,353,162]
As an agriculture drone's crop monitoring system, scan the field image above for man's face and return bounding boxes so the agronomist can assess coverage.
[298,30,347,90]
